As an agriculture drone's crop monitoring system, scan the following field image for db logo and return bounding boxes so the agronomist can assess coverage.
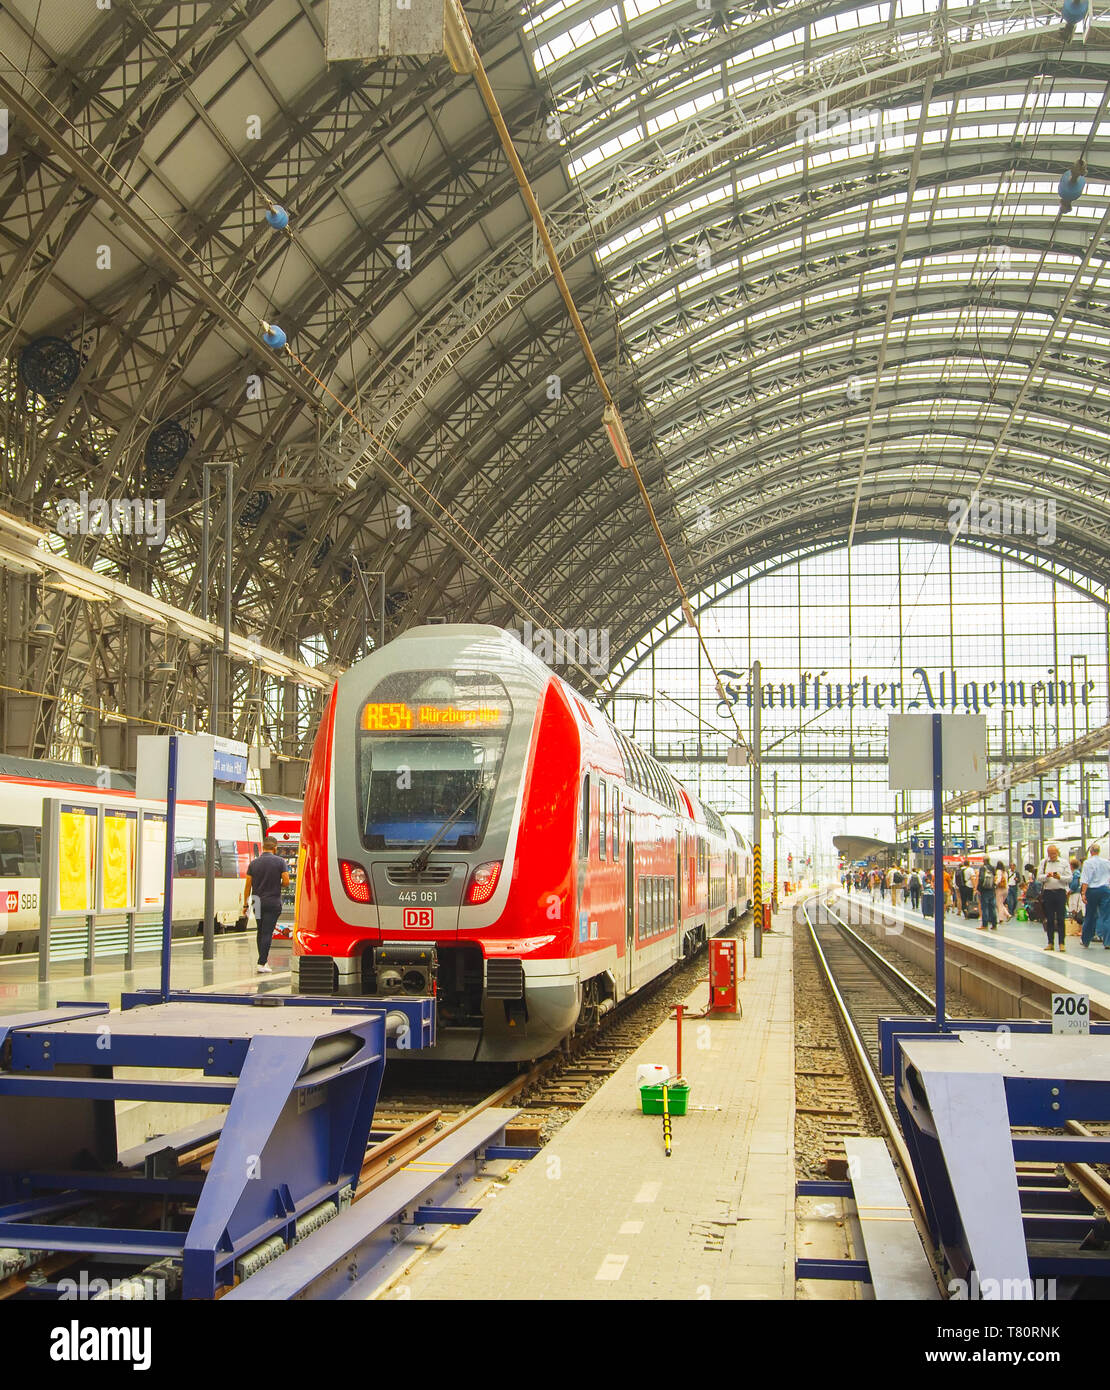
[4,891,16,912]
[402,908,433,928]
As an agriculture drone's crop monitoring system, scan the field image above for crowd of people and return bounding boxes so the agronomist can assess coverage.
[842,843,1110,953]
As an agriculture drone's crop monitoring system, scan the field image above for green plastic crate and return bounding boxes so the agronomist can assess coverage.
[639,1083,690,1116]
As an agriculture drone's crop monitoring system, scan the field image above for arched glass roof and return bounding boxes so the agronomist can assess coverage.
[0,0,1106,732]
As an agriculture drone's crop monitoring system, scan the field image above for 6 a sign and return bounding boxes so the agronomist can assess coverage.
[1022,798,1061,819]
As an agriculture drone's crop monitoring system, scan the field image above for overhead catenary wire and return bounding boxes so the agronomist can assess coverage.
[452,4,753,762]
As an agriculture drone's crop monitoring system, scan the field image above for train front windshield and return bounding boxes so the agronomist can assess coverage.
[356,674,511,850]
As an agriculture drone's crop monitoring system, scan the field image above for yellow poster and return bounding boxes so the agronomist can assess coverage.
[58,804,96,913]
[102,809,137,911]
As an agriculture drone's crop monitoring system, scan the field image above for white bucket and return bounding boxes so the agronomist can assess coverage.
[636,1063,670,1089]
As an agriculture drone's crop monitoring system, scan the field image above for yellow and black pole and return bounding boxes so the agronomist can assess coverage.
[661,1082,672,1157]
[752,660,763,958]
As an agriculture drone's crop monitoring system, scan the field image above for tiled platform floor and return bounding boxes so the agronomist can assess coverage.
[0,934,291,1014]
[392,899,797,1301]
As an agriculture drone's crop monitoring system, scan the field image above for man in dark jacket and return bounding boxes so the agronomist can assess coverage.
[242,837,290,974]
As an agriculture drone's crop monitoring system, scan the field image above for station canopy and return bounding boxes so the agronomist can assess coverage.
[0,0,1108,697]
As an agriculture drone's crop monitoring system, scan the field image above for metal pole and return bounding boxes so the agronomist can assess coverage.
[752,660,762,956]
[202,467,216,960]
[160,733,179,1003]
[377,571,385,651]
[772,769,779,913]
[932,714,946,1031]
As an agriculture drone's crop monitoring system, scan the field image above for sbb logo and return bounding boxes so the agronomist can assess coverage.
[402,908,433,928]
[5,891,16,912]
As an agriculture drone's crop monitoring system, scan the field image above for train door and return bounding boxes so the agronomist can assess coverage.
[625,838,635,994]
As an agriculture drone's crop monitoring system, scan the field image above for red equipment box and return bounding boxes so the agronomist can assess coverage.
[708,938,739,1013]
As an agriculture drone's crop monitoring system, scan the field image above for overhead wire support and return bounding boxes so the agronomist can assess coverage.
[445,0,752,761]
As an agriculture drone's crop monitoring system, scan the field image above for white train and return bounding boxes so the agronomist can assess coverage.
[0,754,302,957]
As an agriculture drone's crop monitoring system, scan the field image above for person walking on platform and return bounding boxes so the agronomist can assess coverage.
[878,866,887,901]
[1067,856,1083,938]
[921,870,934,917]
[1080,843,1110,949]
[242,836,291,974]
[908,867,922,911]
[889,864,904,906]
[1006,864,1020,918]
[942,865,953,913]
[994,862,1010,923]
[1038,844,1069,952]
[975,859,998,930]
[956,858,974,916]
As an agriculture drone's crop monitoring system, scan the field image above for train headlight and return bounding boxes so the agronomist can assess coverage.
[339,860,373,903]
[465,860,502,904]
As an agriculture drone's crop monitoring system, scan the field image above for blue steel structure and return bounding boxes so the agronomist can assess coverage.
[880,1017,1110,1295]
[0,990,434,1299]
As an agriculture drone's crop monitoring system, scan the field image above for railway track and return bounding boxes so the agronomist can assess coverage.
[798,889,1110,1297]
[0,918,749,1300]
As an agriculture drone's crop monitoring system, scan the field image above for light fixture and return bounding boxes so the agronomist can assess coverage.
[30,615,55,640]
[602,403,634,469]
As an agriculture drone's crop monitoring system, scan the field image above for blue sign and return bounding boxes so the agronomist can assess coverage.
[1022,798,1060,819]
[213,736,248,784]
[910,834,980,853]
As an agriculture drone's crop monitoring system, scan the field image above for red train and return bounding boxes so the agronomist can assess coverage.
[293,625,752,1060]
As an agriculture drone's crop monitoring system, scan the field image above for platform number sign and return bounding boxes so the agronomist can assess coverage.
[1051,992,1089,1036]
[1022,799,1061,820]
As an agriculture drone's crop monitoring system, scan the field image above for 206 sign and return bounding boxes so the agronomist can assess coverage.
[1052,992,1089,1035]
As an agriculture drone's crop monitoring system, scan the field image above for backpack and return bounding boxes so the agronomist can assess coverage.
[1025,878,1043,903]
[909,872,920,888]
[979,866,994,892]
[892,871,903,885]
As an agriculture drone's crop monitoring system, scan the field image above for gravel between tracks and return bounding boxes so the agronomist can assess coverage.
[794,899,980,1180]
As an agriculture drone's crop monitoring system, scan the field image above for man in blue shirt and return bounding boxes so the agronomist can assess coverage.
[242,838,291,973]
[1079,843,1110,949]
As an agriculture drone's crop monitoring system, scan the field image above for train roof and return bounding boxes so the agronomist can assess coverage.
[0,754,302,818]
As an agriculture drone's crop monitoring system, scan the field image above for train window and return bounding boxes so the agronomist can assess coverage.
[174,835,205,877]
[0,824,39,877]
[638,878,645,935]
[598,781,607,861]
[579,774,590,859]
[612,787,620,857]
[357,670,512,851]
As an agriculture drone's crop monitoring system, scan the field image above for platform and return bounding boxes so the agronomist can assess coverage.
[0,933,291,1015]
[389,908,796,1301]
[833,890,1110,1018]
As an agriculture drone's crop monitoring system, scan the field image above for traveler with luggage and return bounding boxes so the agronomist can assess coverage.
[975,860,999,930]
